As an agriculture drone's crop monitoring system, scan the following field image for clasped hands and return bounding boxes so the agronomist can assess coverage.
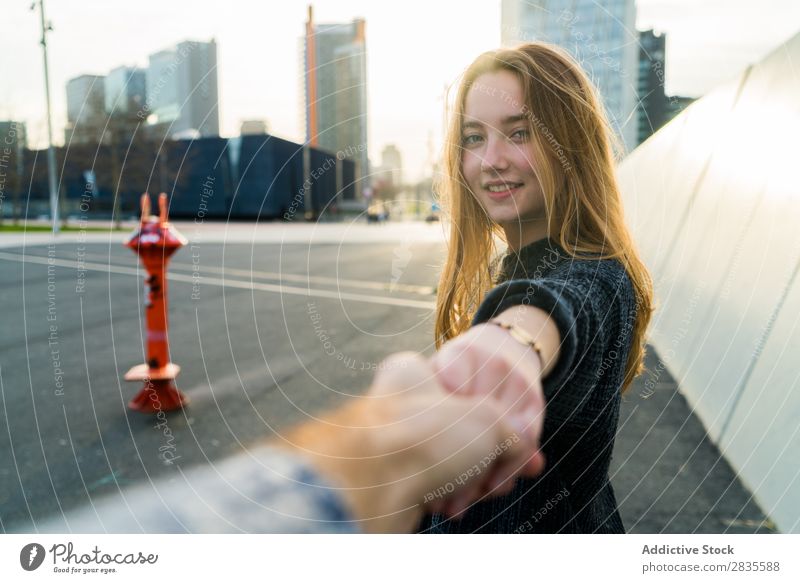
[287,311,551,533]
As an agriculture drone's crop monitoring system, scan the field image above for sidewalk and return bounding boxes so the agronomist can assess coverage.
[612,345,775,533]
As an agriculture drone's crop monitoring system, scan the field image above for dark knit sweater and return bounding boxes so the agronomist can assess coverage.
[419,237,637,533]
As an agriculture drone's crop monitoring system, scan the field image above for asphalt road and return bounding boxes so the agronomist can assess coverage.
[0,229,774,533]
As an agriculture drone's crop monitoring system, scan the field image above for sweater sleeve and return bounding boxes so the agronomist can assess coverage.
[471,258,636,436]
[32,445,360,534]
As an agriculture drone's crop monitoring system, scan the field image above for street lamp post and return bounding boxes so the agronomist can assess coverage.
[35,0,60,234]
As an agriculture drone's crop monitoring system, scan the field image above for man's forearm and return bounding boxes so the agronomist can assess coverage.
[278,399,424,533]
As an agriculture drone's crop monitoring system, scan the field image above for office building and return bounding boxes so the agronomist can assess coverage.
[303,6,368,194]
[104,66,147,116]
[0,121,26,150]
[145,39,220,139]
[636,29,670,145]
[380,144,403,187]
[65,74,108,144]
[501,0,639,152]
[667,95,695,119]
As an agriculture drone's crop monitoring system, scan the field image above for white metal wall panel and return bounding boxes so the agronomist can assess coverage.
[616,31,800,532]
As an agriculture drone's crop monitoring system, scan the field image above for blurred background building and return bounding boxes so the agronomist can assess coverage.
[62,39,219,146]
[302,5,368,197]
[145,39,220,139]
[636,29,670,145]
[0,120,28,150]
[501,0,639,152]
[104,66,147,117]
[636,29,695,145]
[0,121,27,224]
[64,74,107,145]
[370,143,403,206]
[379,144,402,187]
[5,133,355,222]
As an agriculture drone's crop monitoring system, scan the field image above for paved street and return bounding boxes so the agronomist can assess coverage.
[0,223,774,533]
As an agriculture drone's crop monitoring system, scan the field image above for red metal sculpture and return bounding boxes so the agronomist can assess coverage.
[124,192,188,413]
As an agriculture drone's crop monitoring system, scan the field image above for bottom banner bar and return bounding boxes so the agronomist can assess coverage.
[1,534,797,582]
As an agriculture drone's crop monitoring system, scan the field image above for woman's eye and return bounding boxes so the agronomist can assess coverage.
[462,134,483,146]
[510,129,529,141]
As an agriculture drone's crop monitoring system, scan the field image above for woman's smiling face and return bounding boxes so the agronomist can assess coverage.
[460,69,548,246]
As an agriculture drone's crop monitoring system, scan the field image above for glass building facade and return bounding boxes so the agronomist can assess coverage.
[501,0,639,152]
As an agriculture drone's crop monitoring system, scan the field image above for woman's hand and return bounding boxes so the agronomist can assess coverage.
[430,321,548,512]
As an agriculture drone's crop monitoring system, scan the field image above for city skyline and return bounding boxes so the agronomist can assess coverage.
[62,40,221,145]
[2,0,799,180]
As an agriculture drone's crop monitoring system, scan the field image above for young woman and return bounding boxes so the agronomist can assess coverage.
[419,42,654,533]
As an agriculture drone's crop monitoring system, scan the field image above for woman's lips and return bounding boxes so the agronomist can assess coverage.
[484,183,522,200]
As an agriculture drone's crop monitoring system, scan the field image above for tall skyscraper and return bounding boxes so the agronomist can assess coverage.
[303,6,368,192]
[636,30,696,146]
[636,29,670,146]
[104,66,147,116]
[501,0,639,152]
[65,74,108,144]
[145,40,219,139]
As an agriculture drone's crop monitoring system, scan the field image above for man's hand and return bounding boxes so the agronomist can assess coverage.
[285,351,545,532]
[430,320,549,509]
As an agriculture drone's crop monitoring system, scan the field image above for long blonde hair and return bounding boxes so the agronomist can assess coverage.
[434,42,654,393]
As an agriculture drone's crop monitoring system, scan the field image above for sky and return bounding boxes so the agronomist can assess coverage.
[2,0,799,181]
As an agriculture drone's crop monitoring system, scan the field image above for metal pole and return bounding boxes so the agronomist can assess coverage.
[38,0,59,234]
[302,144,313,221]
[14,130,24,225]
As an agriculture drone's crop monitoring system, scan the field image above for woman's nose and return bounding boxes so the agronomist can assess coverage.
[480,135,510,172]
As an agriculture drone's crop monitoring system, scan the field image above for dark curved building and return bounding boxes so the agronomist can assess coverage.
[5,133,354,221]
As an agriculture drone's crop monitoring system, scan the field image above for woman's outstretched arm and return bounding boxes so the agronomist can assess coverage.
[432,258,636,449]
